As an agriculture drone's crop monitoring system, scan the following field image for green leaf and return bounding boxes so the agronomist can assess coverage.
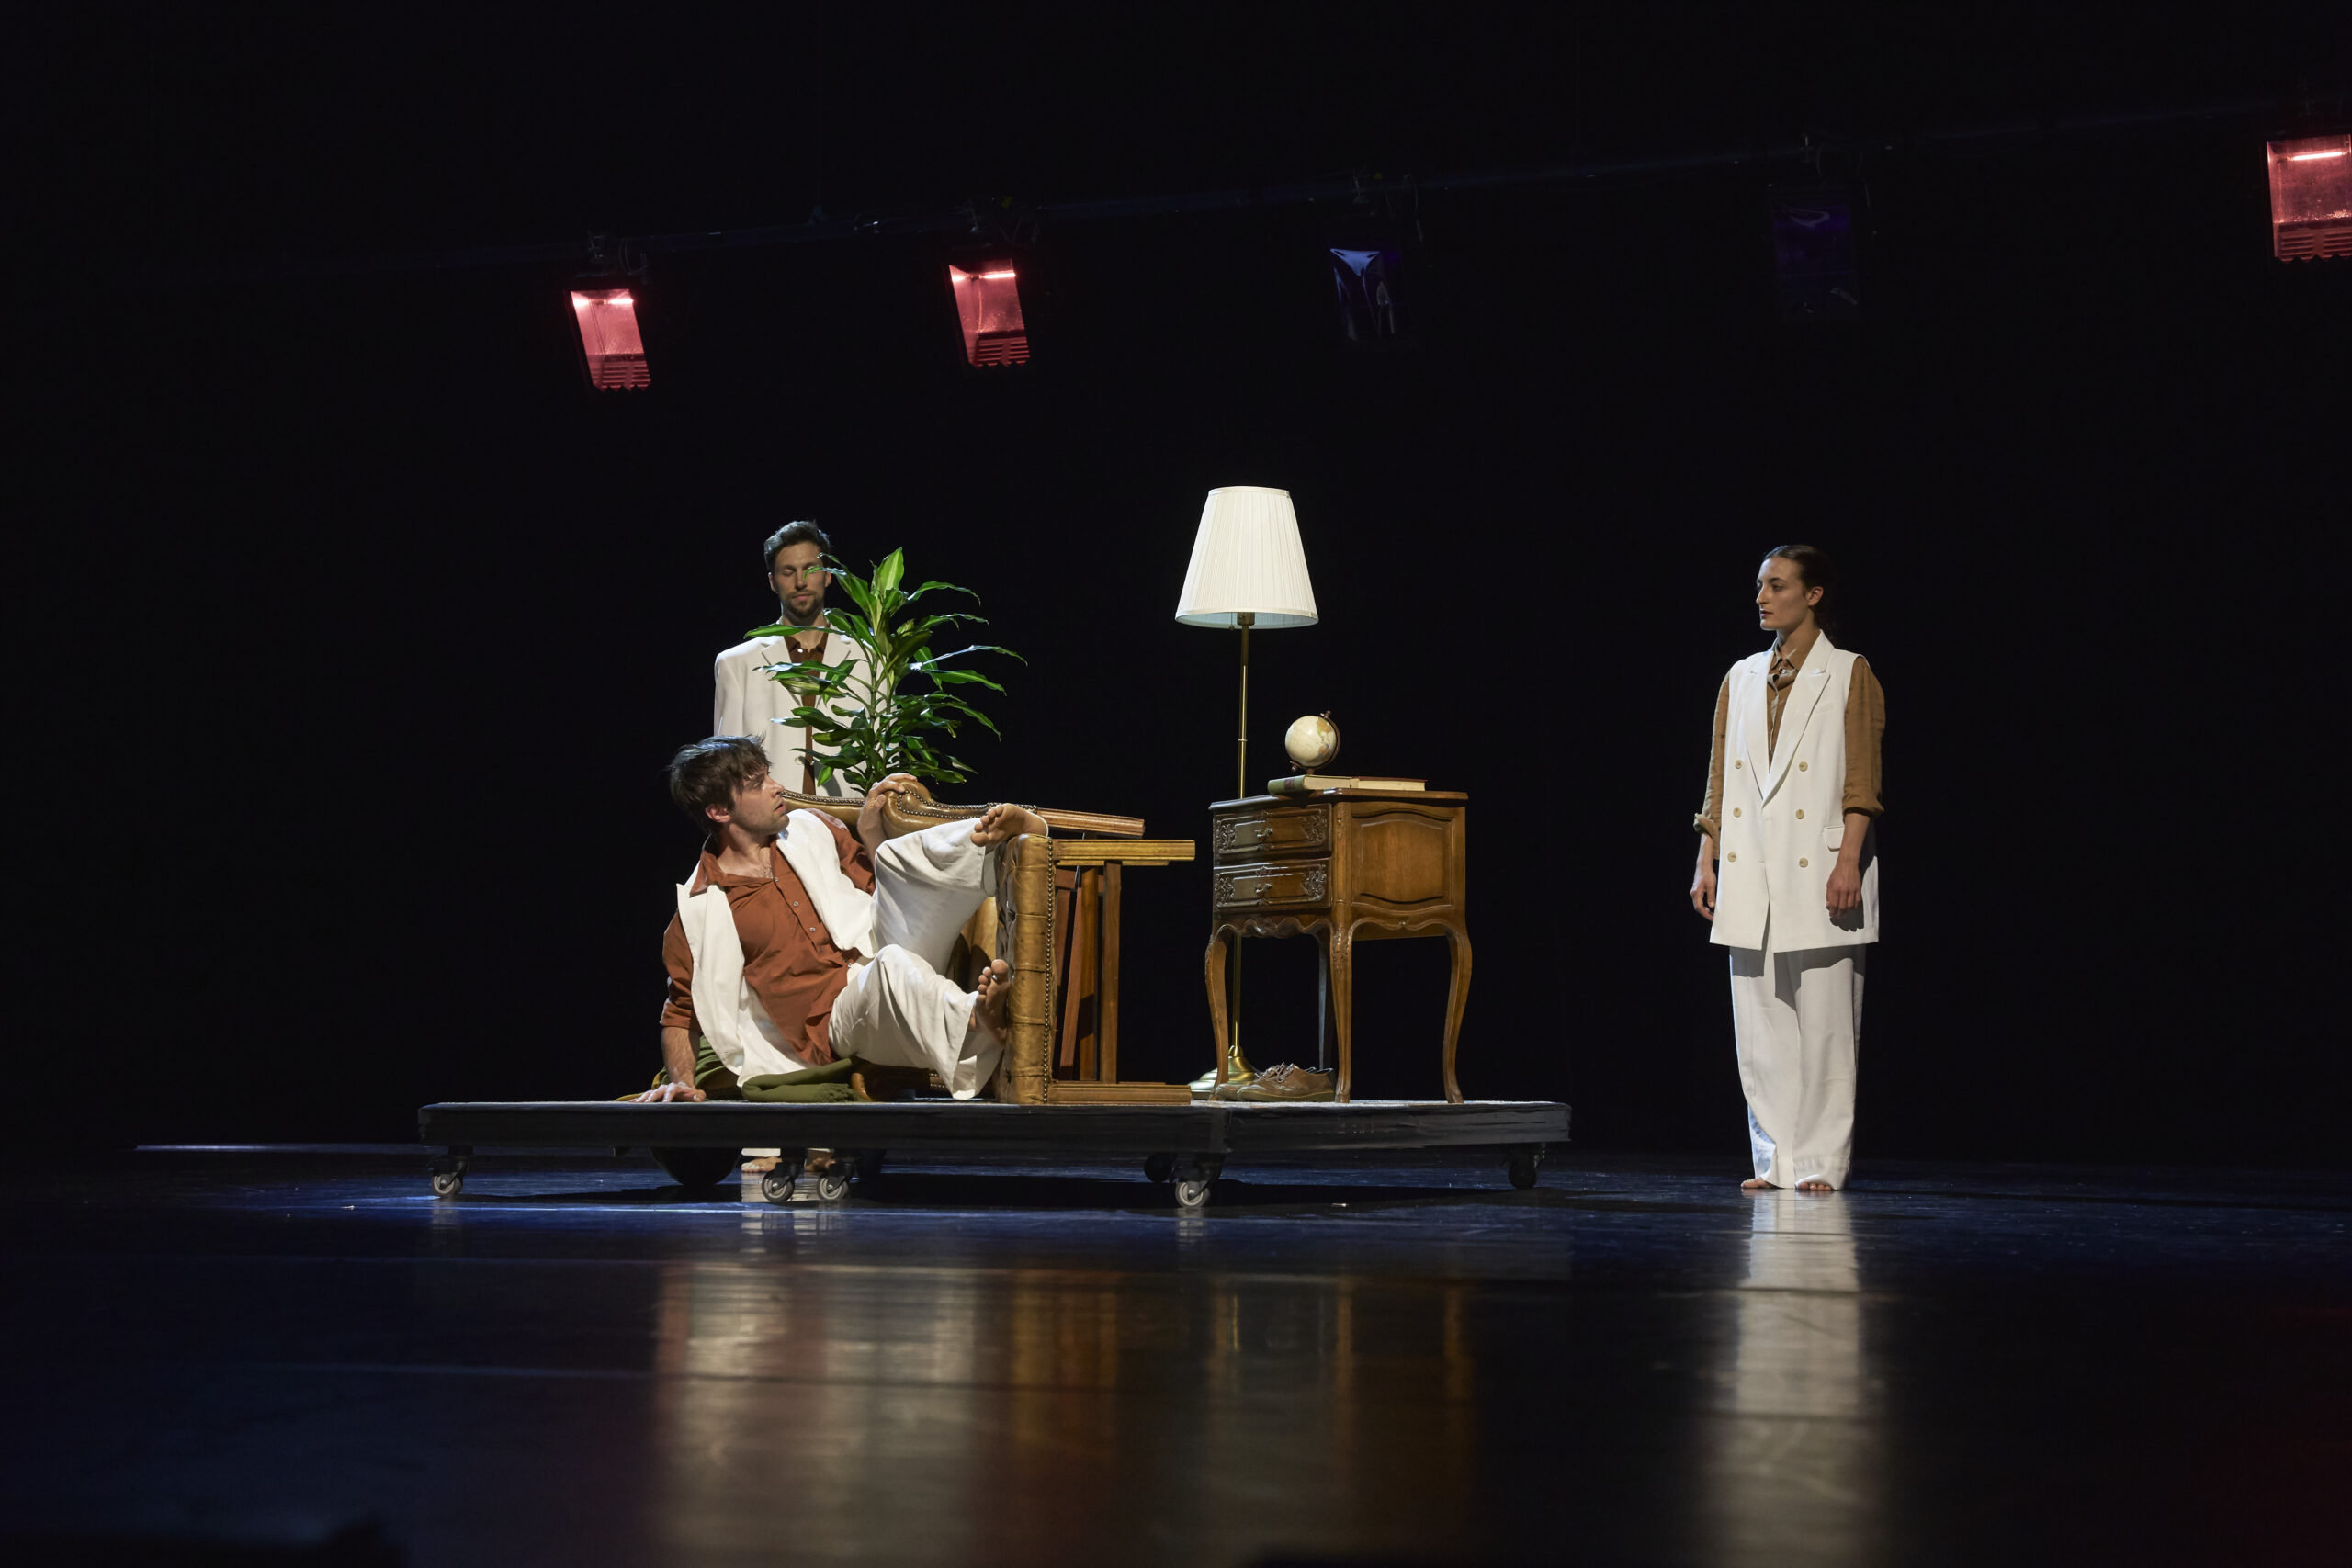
[872,549,905,595]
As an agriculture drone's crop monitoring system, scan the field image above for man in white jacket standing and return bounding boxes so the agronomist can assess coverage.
[713,520,861,797]
[1689,545,1884,1192]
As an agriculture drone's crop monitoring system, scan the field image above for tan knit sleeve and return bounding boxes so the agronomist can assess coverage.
[1694,673,1731,838]
[1842,656,1884,817]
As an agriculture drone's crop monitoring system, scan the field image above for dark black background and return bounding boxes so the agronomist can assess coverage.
[18,6,2347,1160]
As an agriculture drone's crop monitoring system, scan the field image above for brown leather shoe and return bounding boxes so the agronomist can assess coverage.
[1238,1063,1336,1102]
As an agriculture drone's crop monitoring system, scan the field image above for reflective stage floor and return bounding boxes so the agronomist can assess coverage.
[2,1147,2345,1566]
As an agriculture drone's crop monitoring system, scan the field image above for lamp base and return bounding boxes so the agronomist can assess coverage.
[1186,1044,1260,1099]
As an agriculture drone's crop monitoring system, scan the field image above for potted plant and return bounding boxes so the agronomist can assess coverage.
[750,548,1021,792]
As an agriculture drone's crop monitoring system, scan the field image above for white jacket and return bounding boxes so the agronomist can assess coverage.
[1710,635,1880,952]
[713,627,861,797]
[674,811,878,1079]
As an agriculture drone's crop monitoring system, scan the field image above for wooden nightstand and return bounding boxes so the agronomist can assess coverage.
[1202,789,1472,1103]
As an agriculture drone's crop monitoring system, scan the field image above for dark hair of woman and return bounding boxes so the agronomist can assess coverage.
[1764,543,1839,637]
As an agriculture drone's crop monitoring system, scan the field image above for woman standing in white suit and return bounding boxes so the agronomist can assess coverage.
[1690,545,1884,1191]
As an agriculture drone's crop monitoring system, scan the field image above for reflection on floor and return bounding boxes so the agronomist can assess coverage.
[1,1148,2346,1566]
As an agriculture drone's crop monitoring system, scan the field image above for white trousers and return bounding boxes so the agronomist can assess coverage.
[829,820,1001,1099]
[1729,926,1866,1189]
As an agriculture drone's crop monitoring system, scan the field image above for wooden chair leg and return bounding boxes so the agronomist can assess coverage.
[1441,923,1474,1104]
[1101,863,1122,1083]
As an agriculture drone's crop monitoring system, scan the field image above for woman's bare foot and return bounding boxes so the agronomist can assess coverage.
[1796,1179,1838,1193]
[966,958,1012,1047]
[972,803,1050,845]
[1740,1178,1775,1190]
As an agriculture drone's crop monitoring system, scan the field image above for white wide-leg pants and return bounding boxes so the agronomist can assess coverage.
[1729,928,1867,1189]
[829,819,1001,1098]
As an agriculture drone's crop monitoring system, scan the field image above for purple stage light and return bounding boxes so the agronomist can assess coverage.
[1329,245,1407,347]
[1769,188,1861,321]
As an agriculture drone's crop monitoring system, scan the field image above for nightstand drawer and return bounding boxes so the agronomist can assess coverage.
[1213,859,1331,910]
[1212,805,1330,863]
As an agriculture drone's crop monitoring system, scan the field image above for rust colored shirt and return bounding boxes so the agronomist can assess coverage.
[1694,635,1885,840]
[659,813,876,1066]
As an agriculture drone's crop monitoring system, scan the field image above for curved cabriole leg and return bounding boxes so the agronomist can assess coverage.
[1203,928,1234,1087]
[1442,922,1474,1104]
[1329,930,1356,1104]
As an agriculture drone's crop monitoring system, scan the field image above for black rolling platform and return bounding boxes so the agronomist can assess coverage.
[416,1099,1570,1209]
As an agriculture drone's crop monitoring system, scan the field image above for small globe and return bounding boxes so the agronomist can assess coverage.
[1283,713,1341,771]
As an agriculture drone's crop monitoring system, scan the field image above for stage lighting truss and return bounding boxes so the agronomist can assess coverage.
[1768,186,1863,321]
[946,258,1032,369]
[2267,134,2352,261]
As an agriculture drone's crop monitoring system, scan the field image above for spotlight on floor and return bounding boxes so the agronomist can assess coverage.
[2267,134,2352,261]
[946,257,1031,369]
[1768,186,1862,321]
[1328,240,1409,348]
[569,287,650,390]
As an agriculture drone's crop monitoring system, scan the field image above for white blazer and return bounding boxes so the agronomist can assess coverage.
[674,811,877,1079]
[1710,634,1880,953]
[713,627,862,797]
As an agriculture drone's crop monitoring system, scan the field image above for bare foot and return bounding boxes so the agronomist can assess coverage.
[972,802,1049,845]
[1740,1178,1775,1190]
[741,1156,780,1174]
[966,957,1012,1047]
[1796,1179,1838,1193]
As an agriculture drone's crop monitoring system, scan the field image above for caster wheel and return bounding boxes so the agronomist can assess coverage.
[815,1168,854,1201]
[1171,1176,1214,1211]
[760,1170,797,1205]
[1143,1153,1176,1184]
[1506,1146,1545,1190]
[430,1168,464,1198]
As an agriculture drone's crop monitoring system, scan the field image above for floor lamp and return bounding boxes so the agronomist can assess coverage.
[1175,486,1320,1090]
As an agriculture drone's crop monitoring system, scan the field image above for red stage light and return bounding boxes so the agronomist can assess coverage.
[2267,134,2352,261]
[946,264,1030,367]
[570,288,650,389]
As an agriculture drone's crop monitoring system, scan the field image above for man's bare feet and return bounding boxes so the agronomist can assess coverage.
[967,957,1012,1047]
[1741,1178,1775,1190]
[971,802,1050,845]
[1796,1179,1838,1192]
[741,1156,780,1174]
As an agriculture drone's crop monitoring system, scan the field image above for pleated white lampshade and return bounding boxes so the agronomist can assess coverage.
[1173,486,1319,628]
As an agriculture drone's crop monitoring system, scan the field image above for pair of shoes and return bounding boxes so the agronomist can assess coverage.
[849,1063,933,1102]
[1224,1063,1336,1102]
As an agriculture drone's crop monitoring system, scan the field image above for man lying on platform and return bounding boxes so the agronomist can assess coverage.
[635,736,1046,1106]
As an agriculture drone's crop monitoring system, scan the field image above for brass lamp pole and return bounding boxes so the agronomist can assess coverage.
[1235,611,1254,799]
[1224,610,1258,1089]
